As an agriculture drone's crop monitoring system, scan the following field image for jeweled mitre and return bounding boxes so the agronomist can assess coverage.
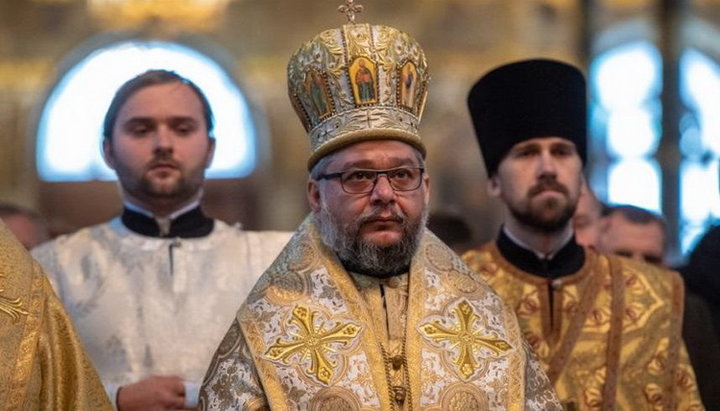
[287,22,430,169]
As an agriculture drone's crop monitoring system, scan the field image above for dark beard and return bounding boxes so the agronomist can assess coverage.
[510,199,575,234]
[317,203,428,278]
[135,173,192,199]
[510,175,577,234]
[115,152,201,204]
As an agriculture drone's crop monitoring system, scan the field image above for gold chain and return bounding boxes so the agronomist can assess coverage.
[401,340,413,410]
[379,334,412,411]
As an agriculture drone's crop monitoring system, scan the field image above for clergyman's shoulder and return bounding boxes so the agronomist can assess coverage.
[603,252,684,297]
[461,241,497,268]
[31,222,111,259]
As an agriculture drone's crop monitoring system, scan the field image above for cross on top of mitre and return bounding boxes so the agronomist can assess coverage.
[338,0,363,23]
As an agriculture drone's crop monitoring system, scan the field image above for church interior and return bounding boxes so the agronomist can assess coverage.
[1,0,719,262]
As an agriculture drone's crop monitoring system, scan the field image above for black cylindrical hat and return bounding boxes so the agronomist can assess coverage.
[467,59,587,176]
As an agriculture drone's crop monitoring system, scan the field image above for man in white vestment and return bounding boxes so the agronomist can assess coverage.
[32,70,291,410]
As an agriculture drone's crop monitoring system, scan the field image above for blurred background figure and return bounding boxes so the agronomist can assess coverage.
[681,163,720,347]
[0,203,50,250]
[597,203,720,408]
[427,211,475,254]
[682,224,720,342]
[597,204,665,265]
[572,178,605,248]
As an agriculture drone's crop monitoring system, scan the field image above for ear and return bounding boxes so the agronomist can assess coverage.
[307,179,322,213]
[204,137,217,169]
[102,139,116,170]
[595,216,611,250]
[487,175,501,198]
[598,215,611,234]
[422,170,431,206]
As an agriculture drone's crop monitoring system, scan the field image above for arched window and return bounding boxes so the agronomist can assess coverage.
[589,41,663,213]
[679,49,720,252]
[37,40,256,182]
[590,41,720,253]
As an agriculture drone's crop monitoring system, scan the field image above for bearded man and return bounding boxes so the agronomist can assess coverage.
[462,59,703,410]
[199,9,560,410]
[32,70,291,410]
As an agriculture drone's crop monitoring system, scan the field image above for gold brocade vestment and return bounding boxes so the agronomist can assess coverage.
[200,217,561,410]
[350,272,411,409]
[0,222,111,410]
[463,243,704,410]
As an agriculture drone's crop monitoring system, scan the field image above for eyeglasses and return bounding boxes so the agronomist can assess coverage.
[317,167,425,194]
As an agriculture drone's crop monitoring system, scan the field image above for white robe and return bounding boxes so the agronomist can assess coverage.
[32,217,292,408]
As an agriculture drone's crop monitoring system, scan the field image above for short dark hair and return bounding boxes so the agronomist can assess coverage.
[606,204,667,234]
[102,69,214,140]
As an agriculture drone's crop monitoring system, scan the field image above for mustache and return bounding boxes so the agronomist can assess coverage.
[528,176,569,198]
[146,153,180,170]
[356,207,405,226]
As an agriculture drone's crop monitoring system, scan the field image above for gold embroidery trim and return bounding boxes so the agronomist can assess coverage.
[239,312,290,411]
[419,300,512,380]
[7,270,44,409]
[545,251,602,384]
[662,269,685,411]
[601,255,625,411]
[265,305,361,385]
[405,238,429,411]
[501,296,524,411]
[310,219,396,409]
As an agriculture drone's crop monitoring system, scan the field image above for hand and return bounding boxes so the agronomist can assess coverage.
[117,375,195,410]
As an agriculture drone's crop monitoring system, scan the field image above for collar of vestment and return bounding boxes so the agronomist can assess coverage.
[121,205,214,238]
[496,228,584,279]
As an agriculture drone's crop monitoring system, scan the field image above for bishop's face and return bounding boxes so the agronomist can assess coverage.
[308,140,430,277]
[489,136,583,234]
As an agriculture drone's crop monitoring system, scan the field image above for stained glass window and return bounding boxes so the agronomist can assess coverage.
[679,49,720,252]
[590,41,663,213]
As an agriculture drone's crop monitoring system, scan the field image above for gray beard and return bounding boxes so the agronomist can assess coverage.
[316,202,428,278]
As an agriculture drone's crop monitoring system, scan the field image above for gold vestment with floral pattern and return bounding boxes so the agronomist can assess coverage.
[200,217,561,410]
[463,243,704,411]
[0,222,111,410]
